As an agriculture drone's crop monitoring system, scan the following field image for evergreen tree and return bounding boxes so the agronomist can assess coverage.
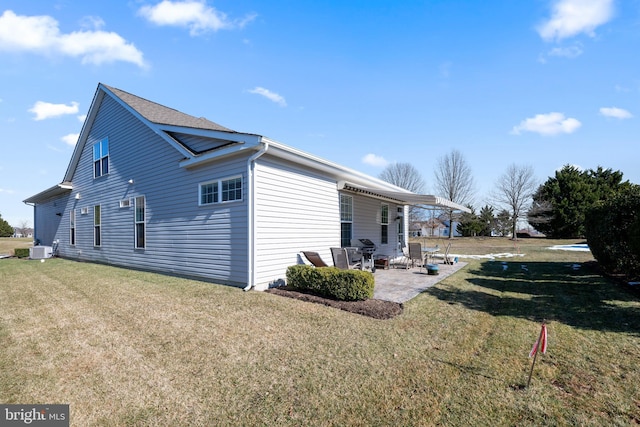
[529,165,630,238]
[478,205,495,236]
[0,214,14,237]
[457,206,482,237]
[495,210,512,237]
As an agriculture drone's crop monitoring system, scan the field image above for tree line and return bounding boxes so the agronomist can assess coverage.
[379,150,537,239]
[378,152,640,279]
[379,151,638,240]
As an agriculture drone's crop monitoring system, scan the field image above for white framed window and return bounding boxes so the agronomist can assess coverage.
[397,206,405,248]
[381,203,389,245]
[199,176,243,205]
[340,194,353,247]
[119,198,131,208]
[135,196,145,249]
[93,138,109,178]
[94,205,101,247]
[70,209,76,246]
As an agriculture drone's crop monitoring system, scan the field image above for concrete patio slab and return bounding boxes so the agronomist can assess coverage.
[372,261,468,303]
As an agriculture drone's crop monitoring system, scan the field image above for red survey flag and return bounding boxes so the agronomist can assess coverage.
[529,323,548,358]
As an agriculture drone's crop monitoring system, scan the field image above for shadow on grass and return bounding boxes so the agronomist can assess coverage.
[426,261,639,335]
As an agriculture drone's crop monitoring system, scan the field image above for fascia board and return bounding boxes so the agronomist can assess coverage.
[261,138,410,193]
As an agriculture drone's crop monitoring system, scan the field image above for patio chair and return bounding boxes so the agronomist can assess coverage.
[408,242,424,270]
[301,251,329,267]
[392,245,411,269]
[443,243,453,264]
[330,247,362,270]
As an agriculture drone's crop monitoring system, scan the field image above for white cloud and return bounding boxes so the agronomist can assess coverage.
[138,0,256,36]
[0,188,15,194]
[548,44,583,58]
[29,101,79,121]
[362,153,389,167]
[248,87,287,107]
[599,107,633,119]
[511,112,582,136]
[0,10,146,67]
[537,0,614,41]
[77,114,87,122]
[61,133,80,146]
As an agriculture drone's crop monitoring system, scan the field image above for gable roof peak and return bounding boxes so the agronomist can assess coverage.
[101,83,235,133]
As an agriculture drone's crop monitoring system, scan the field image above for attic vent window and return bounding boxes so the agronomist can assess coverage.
[93,137,109,178]
[119,199,131,208]
[81,207,89,215]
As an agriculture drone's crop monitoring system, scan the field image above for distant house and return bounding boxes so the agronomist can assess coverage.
[12,228,33,238]
[24,83,469,290]
[442,220,463,238]
[410,218,447,237]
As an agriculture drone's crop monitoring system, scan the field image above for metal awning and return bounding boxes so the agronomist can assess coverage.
[338,181,471,213]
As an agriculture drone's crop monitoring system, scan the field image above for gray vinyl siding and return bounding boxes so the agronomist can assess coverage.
[54,94,249,286]
[252,157,340,289]
[350,193,402,258]
[32,195,69,246]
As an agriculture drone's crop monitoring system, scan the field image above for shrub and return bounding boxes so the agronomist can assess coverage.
[14,248,30,258]
[585,186,640,279]
[286,264,374,301]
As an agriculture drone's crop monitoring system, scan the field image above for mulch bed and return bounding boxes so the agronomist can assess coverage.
[266,286,403,319]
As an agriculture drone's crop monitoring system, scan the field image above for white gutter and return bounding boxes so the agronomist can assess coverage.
[244,141,269,291]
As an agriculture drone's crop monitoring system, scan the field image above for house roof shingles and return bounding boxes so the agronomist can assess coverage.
[103,84,235,133]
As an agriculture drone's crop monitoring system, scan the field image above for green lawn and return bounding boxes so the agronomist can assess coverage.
[0,238,638,426]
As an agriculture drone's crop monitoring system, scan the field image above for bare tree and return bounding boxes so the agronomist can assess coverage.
[434,149,475,238]
[18,220,30,237]
[493,164,537,240]
[379,162,425,193]
[378,162,426,222]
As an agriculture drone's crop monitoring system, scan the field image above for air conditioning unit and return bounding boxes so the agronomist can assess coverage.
[30,246,53,259]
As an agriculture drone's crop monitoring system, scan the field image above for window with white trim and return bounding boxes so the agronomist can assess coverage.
[70,209,76,246]
[93,138,109,178]
[199,176,243,205]
[397,206,405,248]
[94,205,101,247]
[340,194,353,247]
[381,203,389,245]
[135,196,145,249]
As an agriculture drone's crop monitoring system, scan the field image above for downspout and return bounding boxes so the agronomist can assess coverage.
[244,141,269,291]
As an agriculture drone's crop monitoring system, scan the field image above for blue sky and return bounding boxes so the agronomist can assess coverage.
[1,0,638,226]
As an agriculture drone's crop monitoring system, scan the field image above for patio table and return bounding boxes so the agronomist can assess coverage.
[422,247,439,265]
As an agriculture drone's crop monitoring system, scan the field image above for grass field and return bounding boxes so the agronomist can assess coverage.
[0,237,31,256]
[0,237,638,426]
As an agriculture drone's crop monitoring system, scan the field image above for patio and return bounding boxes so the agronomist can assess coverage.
[373,261,468,303]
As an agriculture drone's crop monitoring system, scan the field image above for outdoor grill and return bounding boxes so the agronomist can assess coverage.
[349,238,377,271]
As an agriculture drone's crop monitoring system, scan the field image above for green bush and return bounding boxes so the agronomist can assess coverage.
[286,264,374,301]
[14,248,30,258]
[585,185,640,279]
